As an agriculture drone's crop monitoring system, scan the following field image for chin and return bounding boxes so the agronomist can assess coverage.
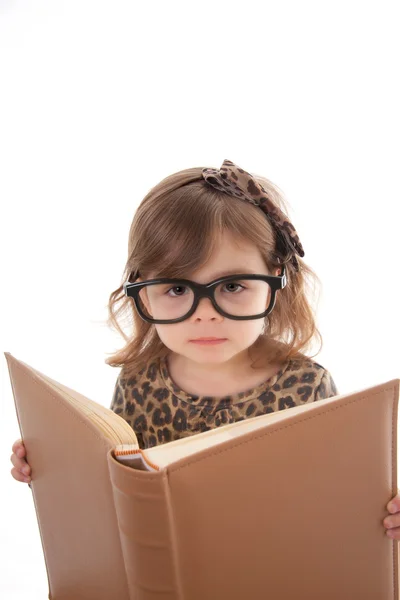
[187,344,251,363]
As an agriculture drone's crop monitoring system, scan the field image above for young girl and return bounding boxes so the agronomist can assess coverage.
[10,158,399,537]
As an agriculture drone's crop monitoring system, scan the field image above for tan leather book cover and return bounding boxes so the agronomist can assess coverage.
[5,351,400,600]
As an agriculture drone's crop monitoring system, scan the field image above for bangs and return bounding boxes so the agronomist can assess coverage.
[135,181,276,280]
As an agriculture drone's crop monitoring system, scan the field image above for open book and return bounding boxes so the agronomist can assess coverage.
[5,351,400,600]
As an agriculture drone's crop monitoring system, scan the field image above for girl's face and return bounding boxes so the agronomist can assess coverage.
[137,230,280,368]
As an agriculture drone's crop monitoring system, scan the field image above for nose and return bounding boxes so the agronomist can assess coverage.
[191,296,222,320]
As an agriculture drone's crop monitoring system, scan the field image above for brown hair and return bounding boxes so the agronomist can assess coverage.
[104,166,323,377]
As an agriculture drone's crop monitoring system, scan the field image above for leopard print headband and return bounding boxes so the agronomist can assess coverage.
[202,159,305,272]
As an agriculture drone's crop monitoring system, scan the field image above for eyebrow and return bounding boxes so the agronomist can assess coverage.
[194,268,260,280]
[149,268,267,282]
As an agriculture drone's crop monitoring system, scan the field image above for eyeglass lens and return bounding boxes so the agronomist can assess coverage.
[137,278,272,321]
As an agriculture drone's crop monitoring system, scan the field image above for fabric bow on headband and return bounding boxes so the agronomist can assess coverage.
[202,159,305,272]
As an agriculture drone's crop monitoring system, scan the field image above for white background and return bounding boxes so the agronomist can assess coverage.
[0,1,399,597]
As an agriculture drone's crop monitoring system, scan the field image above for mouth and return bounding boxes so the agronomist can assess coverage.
[190,337,226,341]
[189,338,227,344]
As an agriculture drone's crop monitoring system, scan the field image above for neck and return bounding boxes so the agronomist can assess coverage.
[165,343,282,399]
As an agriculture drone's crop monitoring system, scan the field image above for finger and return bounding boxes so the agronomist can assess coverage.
[12,440,25,457]
[10,467,31,483]
[16,446,26,458]
[384,513,400,529]
[387,495,400,513]
[386,526,400,539]
[10,453,30,475]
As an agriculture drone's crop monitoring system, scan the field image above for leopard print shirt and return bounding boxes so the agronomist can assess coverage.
[110,355,338,450]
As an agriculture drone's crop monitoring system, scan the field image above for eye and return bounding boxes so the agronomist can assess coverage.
[166,285,189,297]
[222,282,245,293]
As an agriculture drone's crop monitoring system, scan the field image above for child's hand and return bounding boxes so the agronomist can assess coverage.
[383,493,400,539]
[10,439,31,484]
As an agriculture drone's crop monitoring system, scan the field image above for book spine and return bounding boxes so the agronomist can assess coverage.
[107,449,183,600]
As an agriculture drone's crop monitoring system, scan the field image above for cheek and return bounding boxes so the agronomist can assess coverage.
[241,320,265,338]
[154,324,185,345]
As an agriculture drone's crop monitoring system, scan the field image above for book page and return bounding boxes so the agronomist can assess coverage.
[29,366,139,446]
[116,387,359,470]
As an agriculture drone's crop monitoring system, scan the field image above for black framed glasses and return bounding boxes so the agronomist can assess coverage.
[123,266,287,324]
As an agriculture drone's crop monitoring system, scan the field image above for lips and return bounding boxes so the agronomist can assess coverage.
[191,337,226,341]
